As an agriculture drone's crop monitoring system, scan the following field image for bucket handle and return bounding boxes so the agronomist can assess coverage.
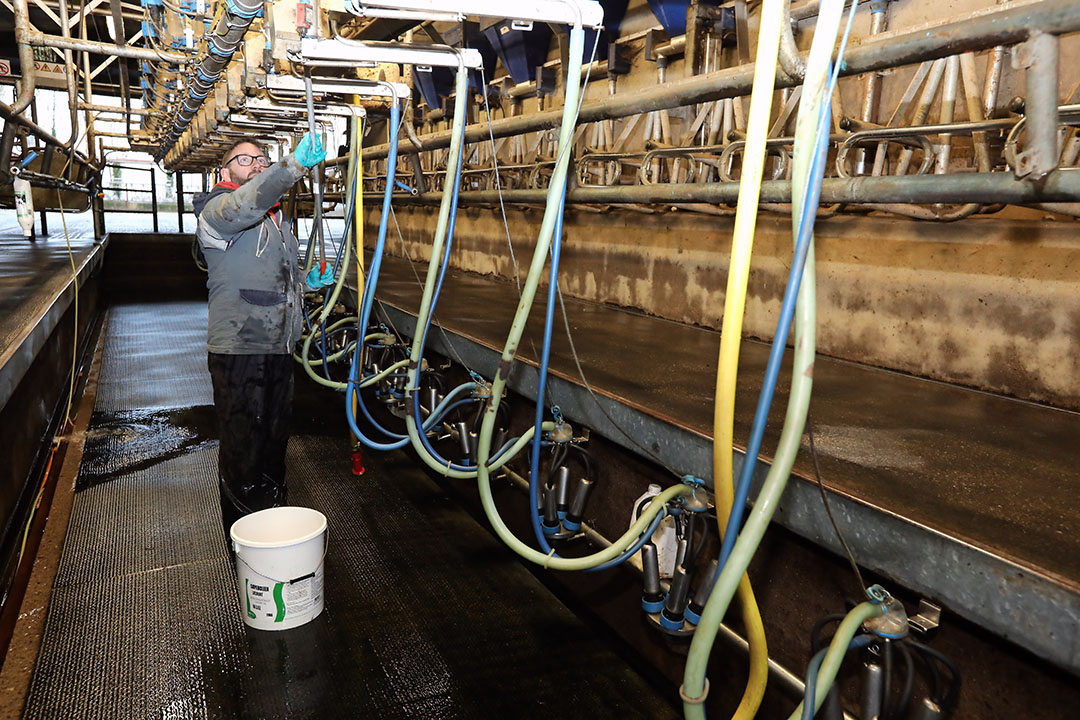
[234,528,329,586]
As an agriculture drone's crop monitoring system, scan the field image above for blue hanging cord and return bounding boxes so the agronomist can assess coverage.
[347,100,409,450]
[802,635,873,720]
[529,190,568,553]
[715,3,860,582]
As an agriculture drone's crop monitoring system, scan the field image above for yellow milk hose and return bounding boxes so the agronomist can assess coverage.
[352,105,364,441]
[708,0,788,716]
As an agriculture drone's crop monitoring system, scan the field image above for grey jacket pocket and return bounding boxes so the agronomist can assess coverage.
[239,288,287,306]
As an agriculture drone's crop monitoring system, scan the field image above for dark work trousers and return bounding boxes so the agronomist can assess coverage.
[208,352,294,535]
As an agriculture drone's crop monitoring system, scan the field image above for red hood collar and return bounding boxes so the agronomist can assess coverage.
[214,180,280,212]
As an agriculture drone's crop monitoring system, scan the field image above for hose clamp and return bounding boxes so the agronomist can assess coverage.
[680,476,710,513]
[865,584,910,639]
[678,679,709,705]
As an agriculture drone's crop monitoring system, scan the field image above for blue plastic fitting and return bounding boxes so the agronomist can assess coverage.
[659,611,684,631]
[642,597,665,614]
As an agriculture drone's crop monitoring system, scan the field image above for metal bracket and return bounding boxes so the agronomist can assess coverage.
[607,42,632,76]
[907,599,942,636]
[644,28,668,62]
[1012,31,1060,180]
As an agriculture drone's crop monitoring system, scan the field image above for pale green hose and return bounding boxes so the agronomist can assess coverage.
[786,602,884,720]
[463,25,687,571]
[681,1,846,716]
[400,60,482,473]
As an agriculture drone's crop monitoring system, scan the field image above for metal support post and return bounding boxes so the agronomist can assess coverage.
[1013,31,1060,180]
[80,0,105,241]
[176,171,184,232]
[150,168,159,233]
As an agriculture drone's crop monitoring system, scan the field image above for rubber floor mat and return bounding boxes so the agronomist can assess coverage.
[95,302,214,412]
[24,301,678,719]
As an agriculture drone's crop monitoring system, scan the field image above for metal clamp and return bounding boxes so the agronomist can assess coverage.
[907,599,942,636]
[1012,31,1060,180]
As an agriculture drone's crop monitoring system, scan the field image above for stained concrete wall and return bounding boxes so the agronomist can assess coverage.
[374,205,1080,410]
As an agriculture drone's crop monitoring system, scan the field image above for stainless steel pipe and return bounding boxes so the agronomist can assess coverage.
[25,30,188,64]
[9,0,37,114]
[394,171,1080,206]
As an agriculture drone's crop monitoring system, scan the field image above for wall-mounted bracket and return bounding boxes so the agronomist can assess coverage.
[1012,31,1060,180]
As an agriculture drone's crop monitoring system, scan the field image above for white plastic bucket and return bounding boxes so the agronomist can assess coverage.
[230,506,327,631]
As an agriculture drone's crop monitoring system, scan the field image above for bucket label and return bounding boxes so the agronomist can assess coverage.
[245,580,277,621]
[243,567,323,623]
[278,566,323,621]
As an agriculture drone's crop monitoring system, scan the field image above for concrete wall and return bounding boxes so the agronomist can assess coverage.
[374,205,1080,410]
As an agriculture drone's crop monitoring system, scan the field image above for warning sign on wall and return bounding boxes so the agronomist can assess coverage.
[0,59,11,78]
[30,47,69,90]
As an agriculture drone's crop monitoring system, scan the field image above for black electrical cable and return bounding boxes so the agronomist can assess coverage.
[891,640,916,720]
[682,511,705,569]
[635,494,656,518]
[547,444,568,483]
[563,443,596,481]
[882,639,893,720]
[807,409,866,595]
[470,397,485,433]
[903,639,943,705]
[810,613,847,653]
[905,639,962,711]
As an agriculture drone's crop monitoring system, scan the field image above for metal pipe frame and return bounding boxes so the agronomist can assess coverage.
[357,0,1080,162]
[24,29,188,64]
[56,0,80,167]
[0,102,88,160]
[264,73,410,100]
[393,170,1080,206]
[10,0,37,114]
[78,102,153,116]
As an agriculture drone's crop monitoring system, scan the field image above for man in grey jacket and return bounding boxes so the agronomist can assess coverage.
[193,132,330,533]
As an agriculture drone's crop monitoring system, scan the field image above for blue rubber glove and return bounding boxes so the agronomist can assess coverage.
[306,263,334,290]
[295,132,326,168]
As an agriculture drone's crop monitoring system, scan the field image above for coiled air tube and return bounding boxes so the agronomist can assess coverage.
[159,0,262,157]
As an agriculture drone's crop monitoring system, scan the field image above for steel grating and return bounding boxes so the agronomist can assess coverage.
[25,556,248,720]
[25,299,677,719]
[55,447,225,588]
[95,303,214,412]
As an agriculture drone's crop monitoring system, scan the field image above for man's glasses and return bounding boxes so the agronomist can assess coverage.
[226,153,270,168]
